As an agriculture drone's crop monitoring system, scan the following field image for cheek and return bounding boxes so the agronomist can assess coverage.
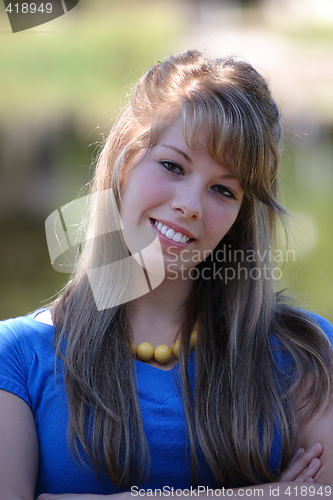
[122,172,172,221]
[207,205,240,243]
[141,175,173,207]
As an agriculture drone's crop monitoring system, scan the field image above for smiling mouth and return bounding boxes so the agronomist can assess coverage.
[151,219,194,244]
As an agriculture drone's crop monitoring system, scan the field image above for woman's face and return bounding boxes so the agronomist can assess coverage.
[120,120,244,279]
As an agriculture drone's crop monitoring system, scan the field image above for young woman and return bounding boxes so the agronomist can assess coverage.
[1,50,333,500]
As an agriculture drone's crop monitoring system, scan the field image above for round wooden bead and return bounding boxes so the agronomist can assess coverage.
[172,340,181,358]
[190,330,198,348]
[136,342,154,361]
[154,345,172,364]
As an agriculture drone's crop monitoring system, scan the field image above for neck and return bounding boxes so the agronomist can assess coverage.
[128,275,193,347]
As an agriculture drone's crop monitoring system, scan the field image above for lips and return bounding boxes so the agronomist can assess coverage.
[151,219,195,244]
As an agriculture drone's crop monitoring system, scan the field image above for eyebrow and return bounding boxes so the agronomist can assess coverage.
[160,144,192,163]
[160,143,240,182]
[221,174,237,180]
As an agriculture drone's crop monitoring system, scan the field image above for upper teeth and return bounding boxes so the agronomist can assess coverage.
[154,221,190,243]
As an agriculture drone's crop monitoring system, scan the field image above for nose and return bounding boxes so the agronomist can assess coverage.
[171,185,203,219]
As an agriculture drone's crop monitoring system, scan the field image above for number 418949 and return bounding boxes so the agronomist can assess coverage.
[284,485,332,496]
[6,3,53,14]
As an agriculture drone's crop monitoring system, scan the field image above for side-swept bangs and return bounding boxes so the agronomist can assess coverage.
[180,83,283,213]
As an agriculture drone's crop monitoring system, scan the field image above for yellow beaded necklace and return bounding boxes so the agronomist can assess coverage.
[131,327,198,364]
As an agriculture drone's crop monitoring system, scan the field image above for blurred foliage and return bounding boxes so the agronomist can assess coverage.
[278,132,333,322]
[0,217,66,319]
[274,23,333,41]
[0,0,181,125]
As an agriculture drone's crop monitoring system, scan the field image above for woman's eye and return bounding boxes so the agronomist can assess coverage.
[213,185,236,199]
[159,161,183,174]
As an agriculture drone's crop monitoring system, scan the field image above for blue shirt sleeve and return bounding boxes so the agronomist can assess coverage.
[0,317,33,407]
[268,311,333,476]
[308,311,333,346]
[270,311,333,373]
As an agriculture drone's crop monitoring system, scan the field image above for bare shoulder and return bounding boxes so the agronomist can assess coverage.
[34,309,54,326]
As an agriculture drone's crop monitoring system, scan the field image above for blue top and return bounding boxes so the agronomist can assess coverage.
[0,310,332,497]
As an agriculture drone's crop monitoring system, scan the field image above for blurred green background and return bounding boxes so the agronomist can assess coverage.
[0,0,332,322]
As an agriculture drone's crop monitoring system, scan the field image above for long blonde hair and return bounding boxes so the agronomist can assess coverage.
[53,50,333,488]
